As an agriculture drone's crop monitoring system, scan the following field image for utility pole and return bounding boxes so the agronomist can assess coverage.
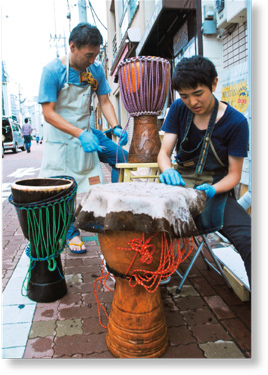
[78,0,87,22]
[49,0,68,57]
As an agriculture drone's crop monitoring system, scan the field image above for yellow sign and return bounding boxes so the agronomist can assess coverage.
[221,79,249,114]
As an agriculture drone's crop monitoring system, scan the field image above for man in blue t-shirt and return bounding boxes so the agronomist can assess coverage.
[158,56,251,286]
[38,23,128,253]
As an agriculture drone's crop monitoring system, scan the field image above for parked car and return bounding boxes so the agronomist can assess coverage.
[2,117,26,153]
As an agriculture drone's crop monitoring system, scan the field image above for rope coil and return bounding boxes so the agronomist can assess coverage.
[94,232,194,328]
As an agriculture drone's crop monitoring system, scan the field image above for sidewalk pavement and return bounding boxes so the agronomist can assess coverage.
[2,163,251,359]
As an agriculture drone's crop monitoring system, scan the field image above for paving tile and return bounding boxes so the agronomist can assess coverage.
[167,284,199,298]
[23,337,54,358]
[29,320,57,338]
[199,340,245,358]
[204,295,236,320]
[33,304,59,321]
[2,346,26,359]
[165,310,186,327]
[56,318,83,337]
[2,304,36,324]
[58,305,94,320]
[53,333,108,356]
[66,283,93,293]
[162,296,179,312]
[190,277,216,296]
[180,308,218,326]
[58,292,82,306]
[190,322,232,343]
[65,266,98,274]
[162,343,205,358]
[200,269,226,286]
[83,317,107,334]
[231,303,251,329]
[65,273,83,284]
[84,350,114,358]
[214,284,245,306]
[64,258,84,267]
[168,325,196,346]
[2,322,32,349]
[87,290,114,304]
[2,287,36,306]
[174,296,207,311]
[221,318,251,352]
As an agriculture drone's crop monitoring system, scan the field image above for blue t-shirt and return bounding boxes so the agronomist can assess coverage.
[161,99,249,166]
[38,58,111,103]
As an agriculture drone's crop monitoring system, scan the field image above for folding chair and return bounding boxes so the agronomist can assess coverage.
[175,234,232,292]
[116,162,160,183]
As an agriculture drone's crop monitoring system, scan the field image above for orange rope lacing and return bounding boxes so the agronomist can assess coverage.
[93,232,195,329]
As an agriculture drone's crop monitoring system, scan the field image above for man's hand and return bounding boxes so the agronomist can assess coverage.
[113,126,128,146]
[159,168,186,186]
[78,130,102,153]
[195,183,216,198]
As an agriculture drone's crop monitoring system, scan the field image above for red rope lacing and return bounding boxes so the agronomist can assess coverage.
[93,232,194,329]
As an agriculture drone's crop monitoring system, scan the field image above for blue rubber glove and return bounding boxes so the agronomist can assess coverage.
[113,126,128,146]
[195,183,216,199]
[78,130,102,153]
[159,168,186,186]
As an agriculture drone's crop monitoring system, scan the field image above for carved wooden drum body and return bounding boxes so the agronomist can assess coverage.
[75,182,206,358]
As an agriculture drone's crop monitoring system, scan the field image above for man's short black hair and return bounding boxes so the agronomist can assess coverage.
[69,22,103,48]
[172,55,218,92]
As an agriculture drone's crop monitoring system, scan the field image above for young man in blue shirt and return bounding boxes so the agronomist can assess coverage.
[38,23,128,253]
[158,56,251,286]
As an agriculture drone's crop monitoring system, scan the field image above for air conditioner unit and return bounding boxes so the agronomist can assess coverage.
[216,7,228,28]
[227,0,247,24]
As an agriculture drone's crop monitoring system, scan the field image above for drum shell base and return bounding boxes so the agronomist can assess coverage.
[27,256,67,303]
[106,278,168,358]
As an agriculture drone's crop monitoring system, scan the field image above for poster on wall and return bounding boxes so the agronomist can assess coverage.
[218,62,249,120]
[217,62,250,186]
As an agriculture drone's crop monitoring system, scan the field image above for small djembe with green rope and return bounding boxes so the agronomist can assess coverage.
[9,176,77,302]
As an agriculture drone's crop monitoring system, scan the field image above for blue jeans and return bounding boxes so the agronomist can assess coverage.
[23,135,31,152]
[67,129,129,241]
[93,128,128,182]
[219,195,251,286]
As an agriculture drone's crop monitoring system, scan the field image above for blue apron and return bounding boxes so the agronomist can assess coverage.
[175,97,229,234]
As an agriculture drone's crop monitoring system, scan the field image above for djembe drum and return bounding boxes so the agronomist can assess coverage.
[9,176,77,302]
[75,182,206,358]
[118,56,171,163]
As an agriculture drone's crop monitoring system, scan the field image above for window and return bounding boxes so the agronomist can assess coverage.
[119,0,139,40]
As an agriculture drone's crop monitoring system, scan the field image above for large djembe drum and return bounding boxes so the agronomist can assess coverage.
[9,176,77,302]
[118,56,171,163]
[75,182,206,358]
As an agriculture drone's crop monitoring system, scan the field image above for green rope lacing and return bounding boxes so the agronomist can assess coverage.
[10,180,77,296]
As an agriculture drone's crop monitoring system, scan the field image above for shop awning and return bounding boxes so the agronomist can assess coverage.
[136,0,196,58]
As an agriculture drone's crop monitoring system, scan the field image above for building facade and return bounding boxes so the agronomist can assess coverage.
[105,0,251,202]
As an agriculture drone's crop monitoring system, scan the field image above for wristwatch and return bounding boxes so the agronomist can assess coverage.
[112,125,122,134]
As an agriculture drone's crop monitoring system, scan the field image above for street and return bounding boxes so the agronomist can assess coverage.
[2,141,43,204]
